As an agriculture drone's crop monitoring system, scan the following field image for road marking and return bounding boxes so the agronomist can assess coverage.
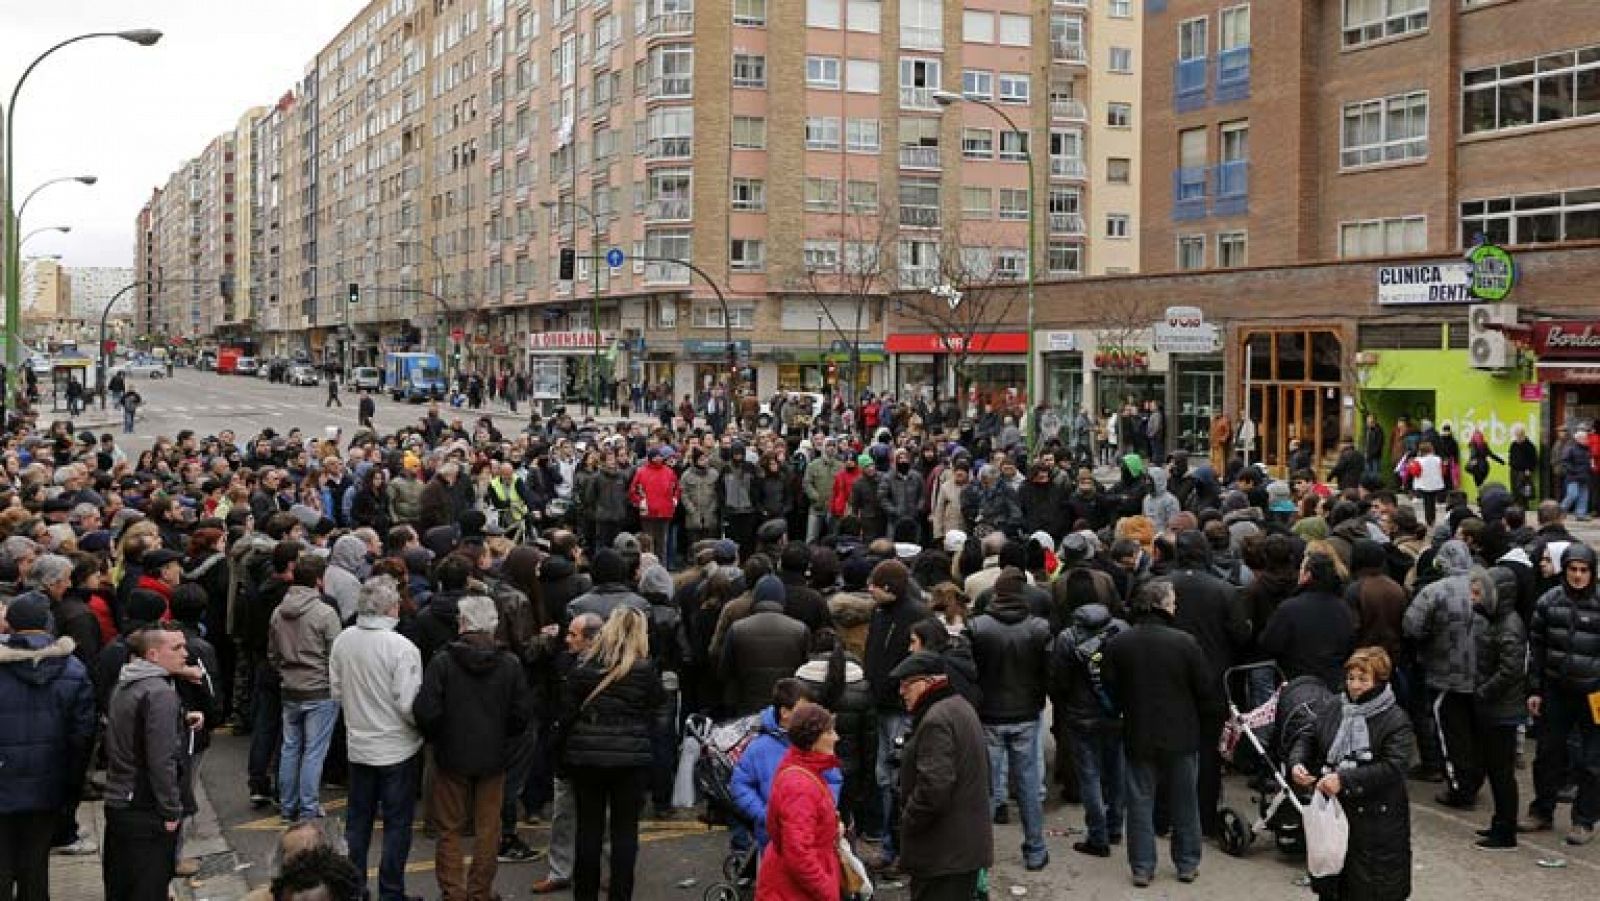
[1411,802,1600,874]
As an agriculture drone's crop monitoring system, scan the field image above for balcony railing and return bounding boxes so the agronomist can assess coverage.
[901,25,942,51]
[1175,58,1208,112]
[1213,160,1249,216]
[648,76,693,100]
[1050,98,1087,121]
[1050,156,1087,179]
[900,206,940,228]
[1052,39,1087,64]
[645,260,690,285]
[645,136,693,160]
[1173,166,1208,221]
[900,267,939,289]
[1216,47,1252,103]
[899,145,941,169]
[648,12,694,37]
[645,198,693,222]
[1049,212,1086,235]
[899,86,937,109]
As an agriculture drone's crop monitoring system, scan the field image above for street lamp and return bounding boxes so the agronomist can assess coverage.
[933,89,1038,449]
[5,29,162,367]
[540,199,603,417]
[20,226,70,249]
[17,175,96,224]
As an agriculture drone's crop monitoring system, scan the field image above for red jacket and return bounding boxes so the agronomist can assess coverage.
[629,459,680,521]
[756,747,843,901]
[830,466,862,517]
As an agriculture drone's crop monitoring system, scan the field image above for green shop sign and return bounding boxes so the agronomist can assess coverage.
[1466,243,1515,301]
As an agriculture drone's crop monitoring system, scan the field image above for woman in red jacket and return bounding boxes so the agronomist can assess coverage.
[830,455,863,518]
[756,704,843,901]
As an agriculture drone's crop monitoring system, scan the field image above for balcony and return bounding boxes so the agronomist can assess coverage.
[1050,98,1087,121]
[1212,160,1249,216]
[648,76,693,100]
[645,136,693,160]
[1049,212,1086,235]
[1215,47,1251,103]
[899,145,941,170]
[901,25,942,51]
[900,267,938,289]
[1052,39,1087,64]
[648,12,694,38]
[899,86,937,109]
[1050,156,1087,179]
[1172,166,1208,221]
[645,260,690,286]
[900,205,940,228]
[1175,58,1208,112]
[645,198,693,222]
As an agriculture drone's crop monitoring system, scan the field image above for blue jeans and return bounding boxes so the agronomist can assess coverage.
[873,710,910,855]
[1564,479,1590,516]
[1125,751,1201,879]
[122,407,136,433]
[985,719,1046,863]
[806,510,831,544]
[346,753,420,901]
[279,698,340,820]
[1063,727,1125,846]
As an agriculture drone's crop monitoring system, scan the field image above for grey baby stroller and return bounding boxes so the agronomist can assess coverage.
[1216,663,1333,857]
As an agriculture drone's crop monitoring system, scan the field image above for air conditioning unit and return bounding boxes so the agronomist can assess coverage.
[1467,303,1519,370]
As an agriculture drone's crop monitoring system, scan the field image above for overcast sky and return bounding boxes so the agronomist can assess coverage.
[2,0,368,269]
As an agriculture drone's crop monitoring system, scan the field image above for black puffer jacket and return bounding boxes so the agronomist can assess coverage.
[1528,544,1600,696]
[966,592,1052,724]
[1473,568,1528,722]
[562,658,663,769]
[538,555,591,627]
[1047,604,1128,731]
[795,652,876,782]
[414,635,530,776]
[864,593,930,711]
[402,590,466,668]
[718,599,810,716]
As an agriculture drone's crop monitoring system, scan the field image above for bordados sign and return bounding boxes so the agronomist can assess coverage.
[1375,263,1474,305]
[1533,322,1600,358]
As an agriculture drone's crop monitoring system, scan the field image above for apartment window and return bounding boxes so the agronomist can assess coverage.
[1221,5,1250,52]
[995,249,1027,280]
[846,117,881,152]
[962,186,993,218]
[806,116,842,149]
[1107,157,1132,183]
[1048,242,1081,275]
[734,0,766,27]
[1178,235,1206,270]
[732,115,767,148]
[731,178,766,211]
[963,69,994,100]
[1464,46,1600,135]
[847,180,879,212]
[900,58,942,108]
[999,74,1031,104]
[847,0,881,33]
[1341,91,1428,168]
[808,0,841,28]
[1106,213,1130,238]
[962,127,995,159]
[999,188,1029,221]
[730,239,765,272]
[1110,47,1134,73]
[1109,0,1132,17]
[846,59,880,93]
[961,247,995,279]
[1179,17,1208,62]
[645,229,692,283]
[998,14,1031,46]
[694,304,756,328]
[999,131,1030,162]
[1217,231,1247,267]
[963,10,994,43]
[733,53,767,87]
[1107,102,1132,127]
[900,178,941,226]
[1340,215,1426,257]
[807,56,842,89]
[901,0,943,50]
[1343,0,1428,49]
[805,177,840,211]
[1462,186,1600,247]
[651,44,694,97]
[804,240,842,272]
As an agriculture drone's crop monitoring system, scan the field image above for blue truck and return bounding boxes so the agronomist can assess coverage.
[385,351,447,402]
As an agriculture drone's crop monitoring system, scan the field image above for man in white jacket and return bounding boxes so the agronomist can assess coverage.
[329,575,423,901]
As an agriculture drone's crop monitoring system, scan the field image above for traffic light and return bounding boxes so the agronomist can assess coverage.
[559,247,576,281]
[348,282,360,305]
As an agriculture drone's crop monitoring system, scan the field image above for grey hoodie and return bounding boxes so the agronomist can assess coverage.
[1403,540,1478,693]
[323,534,370,623]
[104,657,186,820]
[1142,467,1180,533]
[268,585,344,701]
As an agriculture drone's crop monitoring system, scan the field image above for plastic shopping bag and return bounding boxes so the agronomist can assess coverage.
[1304,790,1349,879]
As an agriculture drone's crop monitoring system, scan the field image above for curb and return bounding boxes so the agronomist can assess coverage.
[174,777,253,900]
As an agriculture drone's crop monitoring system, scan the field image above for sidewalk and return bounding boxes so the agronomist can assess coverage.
[48,776,250,901]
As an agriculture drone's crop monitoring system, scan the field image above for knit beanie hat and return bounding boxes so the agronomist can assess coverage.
[869,559,910,598]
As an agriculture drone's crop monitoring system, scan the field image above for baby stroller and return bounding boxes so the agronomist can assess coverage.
[1216,663,1332,857]
[686,714,762,901]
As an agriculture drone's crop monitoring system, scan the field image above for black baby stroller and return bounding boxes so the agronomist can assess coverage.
[686,714,761,901]
[1216,663,1333,857]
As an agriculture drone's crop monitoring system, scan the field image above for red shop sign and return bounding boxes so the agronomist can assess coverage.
[885,332,1029,354]
[1532,321,1600,358]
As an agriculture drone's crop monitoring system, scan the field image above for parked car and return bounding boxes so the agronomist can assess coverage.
[288,364,320,386]
[352,366,382,391]
[112,359,166,379]
[234,356,259,375]
[196,351,216,371]
[27,356,51,377]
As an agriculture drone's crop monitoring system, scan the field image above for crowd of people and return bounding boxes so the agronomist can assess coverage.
[0,385,1596,901]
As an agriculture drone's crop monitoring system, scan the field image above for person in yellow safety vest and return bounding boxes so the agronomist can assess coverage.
[487,461,529,532]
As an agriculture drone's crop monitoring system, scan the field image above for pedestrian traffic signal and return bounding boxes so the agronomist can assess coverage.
[559,247,576,281]
[348,282,360,305]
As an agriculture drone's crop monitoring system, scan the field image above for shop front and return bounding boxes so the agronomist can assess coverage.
[774,342,884,395]
[1238,326,1349,473]
[1041,332,1085,417]
[887,332,1028,410]
[1533,320,1600,450]
[677,339,756,400]
[527,330,618,404]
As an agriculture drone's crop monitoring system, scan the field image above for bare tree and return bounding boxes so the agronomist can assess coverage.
[795,202,901,406]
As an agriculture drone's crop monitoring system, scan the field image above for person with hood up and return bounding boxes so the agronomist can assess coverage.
[967,568,1053,870]
[1403,539,1480,805]
[754,703,846,901]
[0,594,96,898]
[730,678,843,853]
[269,554,344,823]
[1048,600,1129,858]
[1019,464,1070,543]
[322,533,372,625]
[1345,539,1408,665]
[720,575,811,716]
[414,596,530,900]
[826,555,878,661]
[1521,542,1600,844]
[630,447,680,562]
[566,548,650,624]
[850,453,888,540]
[1457,566,1529,850]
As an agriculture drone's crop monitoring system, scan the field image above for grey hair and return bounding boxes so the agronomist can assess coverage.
[28,554,73,589]
[1,536,39,566]
[353,527,380,547]
[457,595,499,634]
[571,611,603,640]
[355,575,402,618]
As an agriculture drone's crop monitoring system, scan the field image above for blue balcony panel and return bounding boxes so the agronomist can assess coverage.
[1216,47,1251,104]
[1174,58,1208,112]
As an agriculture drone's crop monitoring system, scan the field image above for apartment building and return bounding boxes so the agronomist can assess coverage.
[133,190,160,339]
[68,266,137,322]
[251,95,293,348]
[1141,0,1600,272]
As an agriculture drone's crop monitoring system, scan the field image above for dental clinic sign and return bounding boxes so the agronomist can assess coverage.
[1376,262,1474,306]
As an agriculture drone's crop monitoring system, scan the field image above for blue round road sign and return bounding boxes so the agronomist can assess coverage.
[605,248,625,269]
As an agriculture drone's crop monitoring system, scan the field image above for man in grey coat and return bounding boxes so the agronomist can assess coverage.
[1404,539,1480,805]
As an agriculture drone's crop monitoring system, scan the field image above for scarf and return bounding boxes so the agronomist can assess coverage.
[1325,684,1396,770]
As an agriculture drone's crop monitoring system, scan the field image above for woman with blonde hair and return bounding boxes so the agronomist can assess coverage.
[561,606,663,901]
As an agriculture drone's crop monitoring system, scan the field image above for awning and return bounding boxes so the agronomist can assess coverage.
[1536,361,1600,383]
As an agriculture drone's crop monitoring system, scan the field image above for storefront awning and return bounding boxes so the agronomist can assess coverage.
[886,332,1029,354]
[1536,361,1600,383]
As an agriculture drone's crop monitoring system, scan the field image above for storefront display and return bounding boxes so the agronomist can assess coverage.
[1174,358,1225,456]
[887,332,1028,407]
[1241,328,1346,472]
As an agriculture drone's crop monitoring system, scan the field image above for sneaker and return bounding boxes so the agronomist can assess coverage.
[249,780,273,809]
[1566,824,1596,846]
[1072,840,1111,858]
[497,836,540,864]
[1475,834,1517,851]
[1177,871,1198,884]
[992,805,1010,825]
[51,838,98,857]
[1024,851,1050,872]
[1517,815,1554,833]
[1131,873,1153,888]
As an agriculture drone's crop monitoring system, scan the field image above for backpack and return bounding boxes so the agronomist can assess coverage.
[1072,621,1124,716]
